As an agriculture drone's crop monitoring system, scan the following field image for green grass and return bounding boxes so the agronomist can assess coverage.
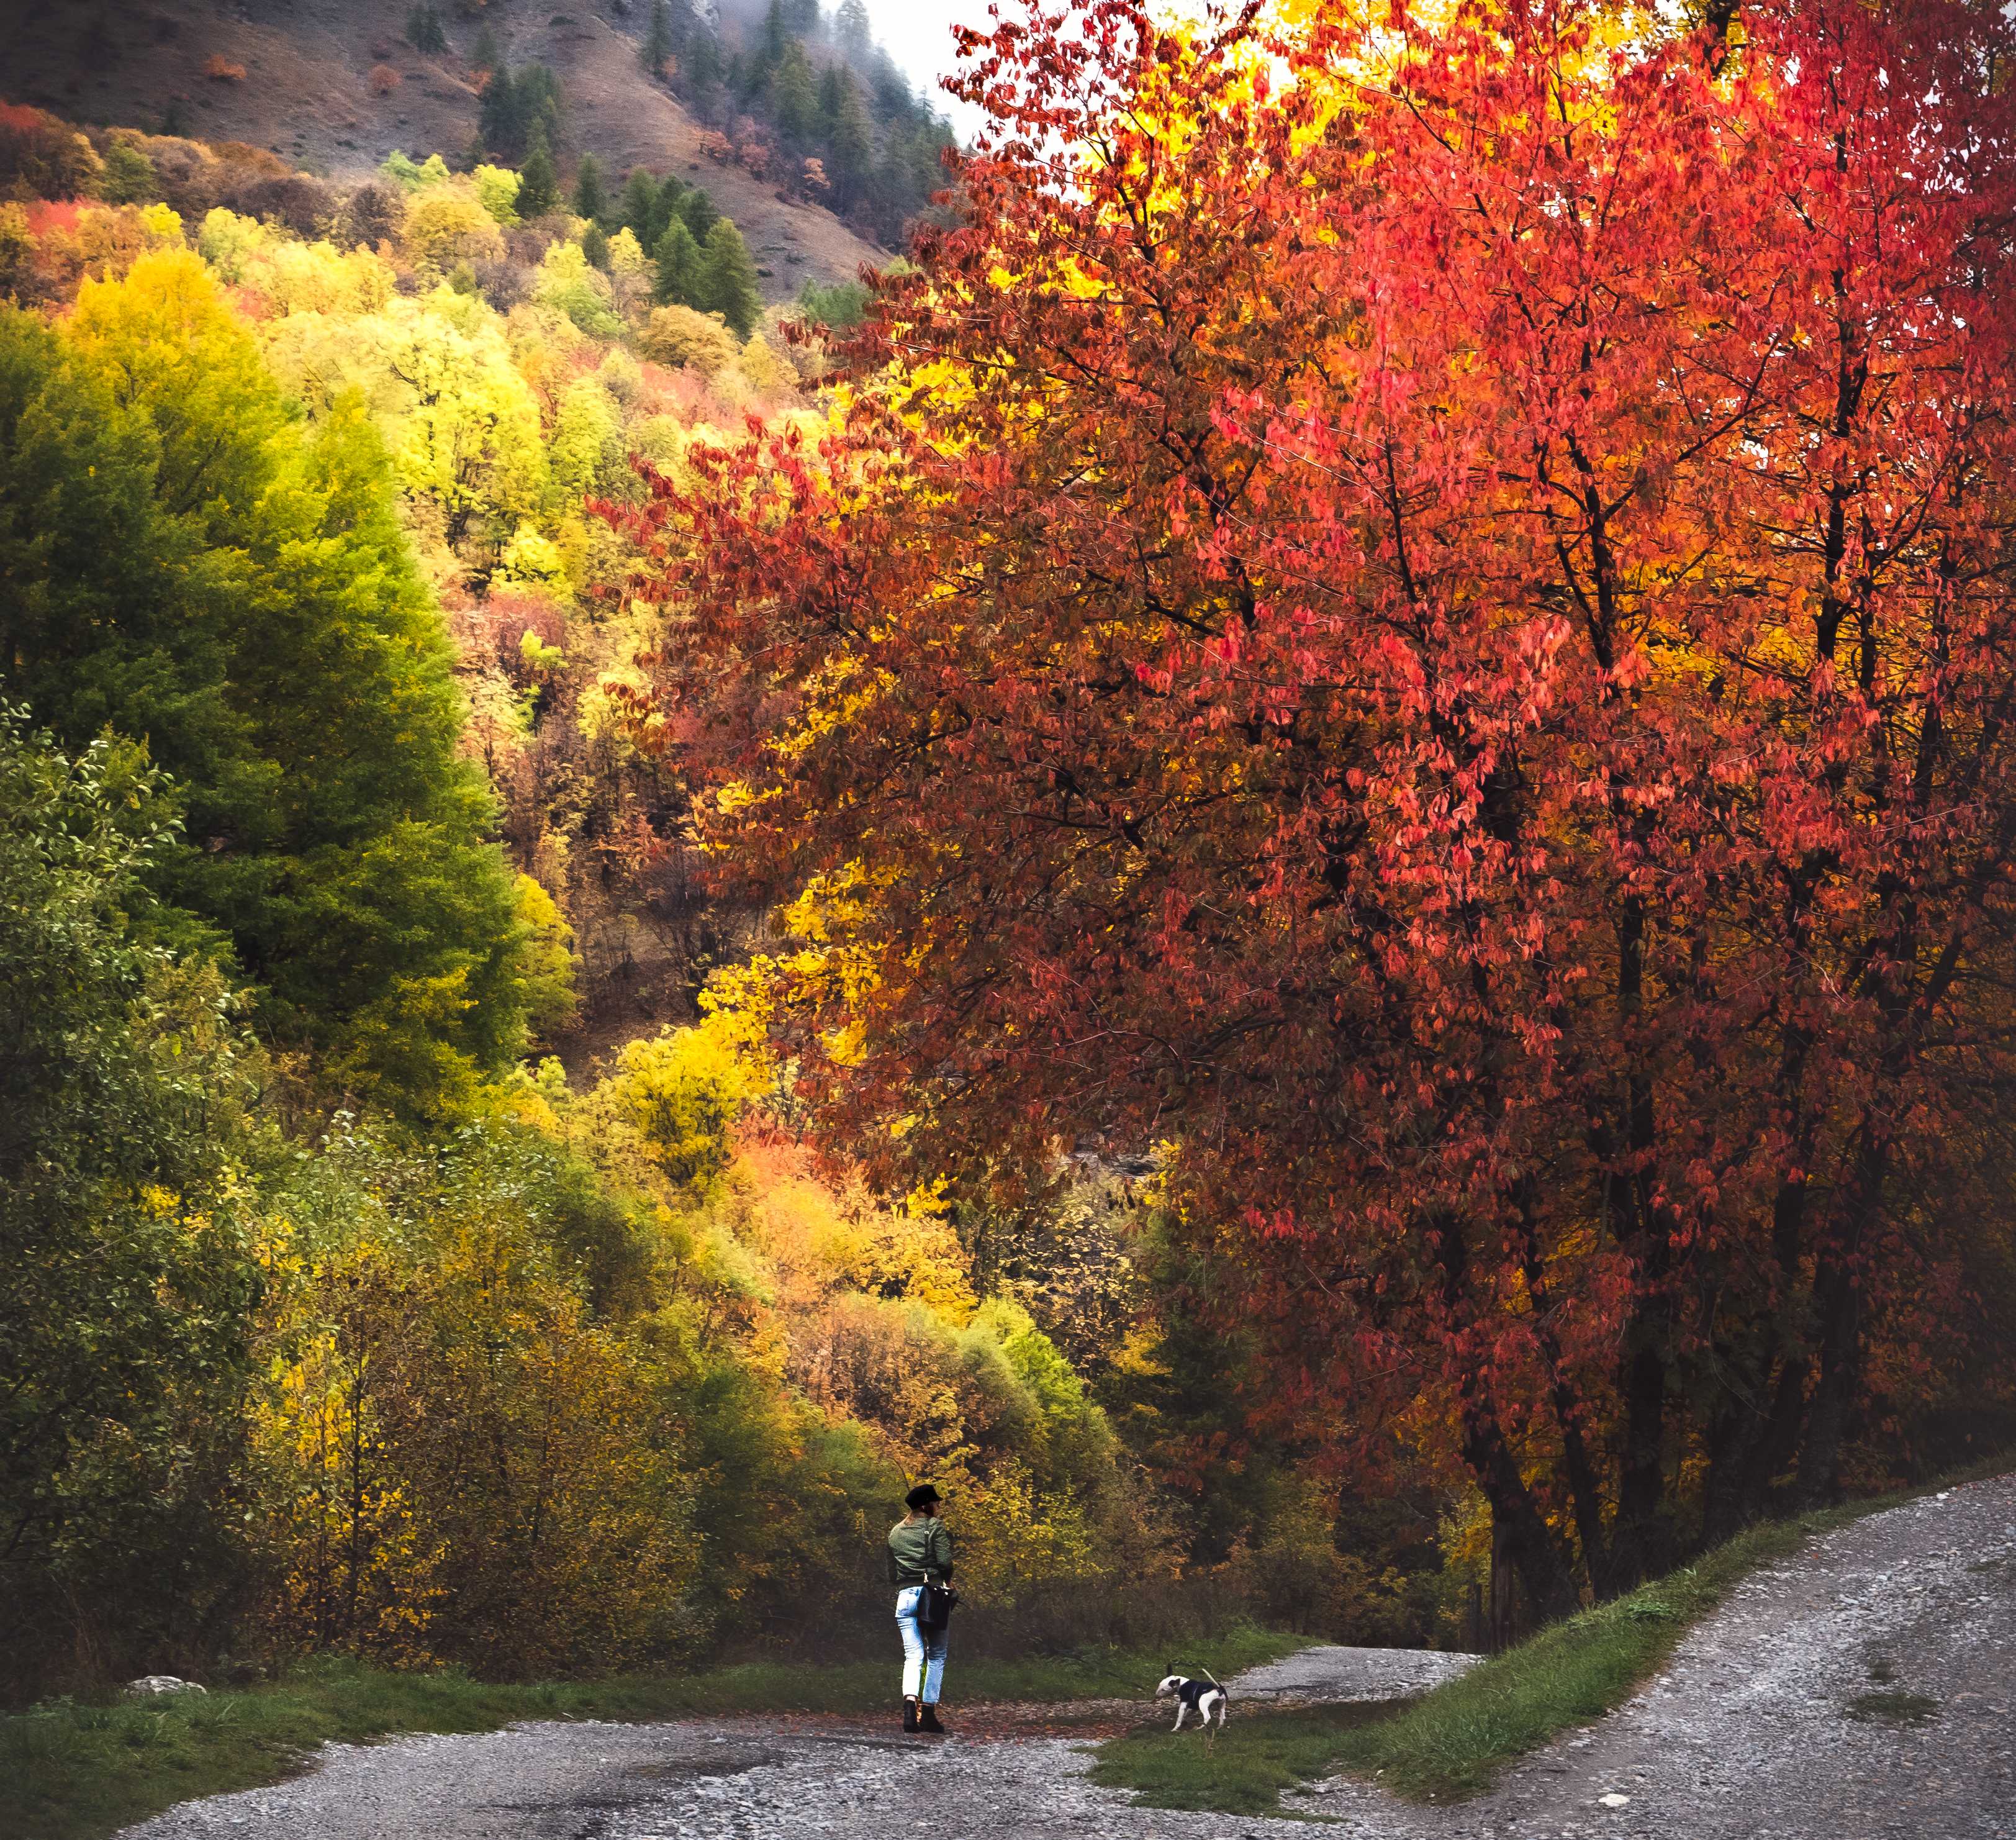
[1096,1461,2011,1816]
[0,1627,1309,1840]
[1090,1700,1408,1817]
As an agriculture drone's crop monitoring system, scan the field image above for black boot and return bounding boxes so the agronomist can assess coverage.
[919,1704,945,1734]
[902,1697,920,1733]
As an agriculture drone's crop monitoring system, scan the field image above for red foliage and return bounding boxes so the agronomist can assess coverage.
[204,54,248,82]
[369,63,402,96]
[610,0,2016,1611]
[22,199,85,238]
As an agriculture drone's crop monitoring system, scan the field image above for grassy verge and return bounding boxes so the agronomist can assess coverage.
[1090,1700,1406,1817]
[1098,1462,2010,1815]
[1,1626,1308,1840]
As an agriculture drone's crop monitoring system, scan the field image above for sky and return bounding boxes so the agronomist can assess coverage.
[862,0,997,137]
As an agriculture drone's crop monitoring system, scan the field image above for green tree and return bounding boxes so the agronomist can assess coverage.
[572,152,609,225]
[619,165,661,246]
[821,66,874,209]
[0,256,555,1116]
[97,137,156,205]
[517,120,561,219]
[678,184,720,242]
[651,216,703,306]
[641,0,672,77]
[654,171,687,238]
[407,2,448,54]
[479,62,561,160]
[769,41,820,152]
[795,275,869,329]
[471,23,500,73]
[0,709,263,1702]
[758,0,789,71]
[697,216,762,336]
[682,26,725,100]
[836,0,870,52]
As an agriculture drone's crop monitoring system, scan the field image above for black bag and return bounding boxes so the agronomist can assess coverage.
[918,1580,956,1630]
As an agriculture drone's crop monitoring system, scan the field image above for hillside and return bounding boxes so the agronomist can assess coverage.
[1,0,889,296]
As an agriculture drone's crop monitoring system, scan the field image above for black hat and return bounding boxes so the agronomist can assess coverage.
[905,1483,942,1511]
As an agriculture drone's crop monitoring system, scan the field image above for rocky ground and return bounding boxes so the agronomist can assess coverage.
[122,1473,2015,1840]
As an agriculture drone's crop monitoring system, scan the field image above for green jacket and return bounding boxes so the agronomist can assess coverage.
[887,1515,954,1585]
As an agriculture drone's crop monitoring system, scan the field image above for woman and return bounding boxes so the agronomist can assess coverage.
[887,1482,953,1734]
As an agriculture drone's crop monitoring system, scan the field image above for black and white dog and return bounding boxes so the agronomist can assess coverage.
[1154,1667,1229,1735]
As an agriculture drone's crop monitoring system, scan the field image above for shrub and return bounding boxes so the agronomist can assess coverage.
[370,63,403,96]
[204,55,248,82]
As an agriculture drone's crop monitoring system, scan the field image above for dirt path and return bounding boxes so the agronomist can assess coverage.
[122,1474,2015,1840]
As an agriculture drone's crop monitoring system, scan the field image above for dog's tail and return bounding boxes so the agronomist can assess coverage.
[1202,1666,1227,1715]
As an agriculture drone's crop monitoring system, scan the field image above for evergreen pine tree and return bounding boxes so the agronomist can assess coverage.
[835,0,870,52]
[759,0,788,71]
[472,23,501,72]
[407,2,448,55]
[654,173,688,243]
[641,0,672,77]
[582,222,612,270]
[517,121,561,218]
[619,166,661,245]
[651,218,704,306]
[770,42,820,152]
[683,27,725,97]
[573,153,609,225]
[871,58,914,124]
[697,217,761,337]
[823,66,873,210]
[679,186,720,242]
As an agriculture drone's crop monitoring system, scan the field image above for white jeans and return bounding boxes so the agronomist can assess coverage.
[895,1586,947,1702]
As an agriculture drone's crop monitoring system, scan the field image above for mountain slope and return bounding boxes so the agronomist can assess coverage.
[1,0,888,296]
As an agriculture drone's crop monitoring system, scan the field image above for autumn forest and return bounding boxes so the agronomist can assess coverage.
[4,0,2015,1717]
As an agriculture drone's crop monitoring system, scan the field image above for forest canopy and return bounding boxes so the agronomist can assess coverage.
[4,0,2015,1711]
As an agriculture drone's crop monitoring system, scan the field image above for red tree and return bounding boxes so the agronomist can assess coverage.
[606,0,2016,1614]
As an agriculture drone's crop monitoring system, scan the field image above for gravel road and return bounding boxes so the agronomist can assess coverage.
[121,1472,2015,1840]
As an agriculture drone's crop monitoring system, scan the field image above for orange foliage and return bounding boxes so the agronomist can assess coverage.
[204,54,248,82]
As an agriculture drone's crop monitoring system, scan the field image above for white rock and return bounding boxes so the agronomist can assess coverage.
[124,1675,207,1696]
[1600,1792,1632,1807]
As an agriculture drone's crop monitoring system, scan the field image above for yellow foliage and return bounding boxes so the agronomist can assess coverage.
[578,1012,764,1195]
[402,185,506,273]
[739,331,795,396]
[640,303,741,376]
